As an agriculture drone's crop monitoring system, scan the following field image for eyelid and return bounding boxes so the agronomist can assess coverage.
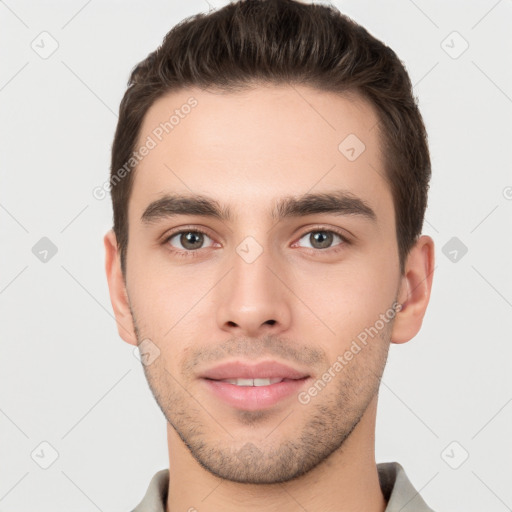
[162,225,215,241]
[296,223,353,241]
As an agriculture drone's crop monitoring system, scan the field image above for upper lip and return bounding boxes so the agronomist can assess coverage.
[200,360,310,380]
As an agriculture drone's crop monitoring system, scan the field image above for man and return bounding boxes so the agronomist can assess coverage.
[104,0,436,510]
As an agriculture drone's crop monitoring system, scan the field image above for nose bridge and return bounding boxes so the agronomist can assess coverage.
[215,234,291,336]
[232,239,275,299]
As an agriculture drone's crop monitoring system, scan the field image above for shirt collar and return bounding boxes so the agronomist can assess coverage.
[132,461,435,512]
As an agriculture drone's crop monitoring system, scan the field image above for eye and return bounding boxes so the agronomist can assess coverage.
[166,229,215,252]
[295,229,347,251]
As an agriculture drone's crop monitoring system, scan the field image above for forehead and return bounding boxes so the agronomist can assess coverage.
[129,84,392,225]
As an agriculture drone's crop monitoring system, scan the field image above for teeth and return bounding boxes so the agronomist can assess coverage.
[222,378,283,386]
[231,378,253,386]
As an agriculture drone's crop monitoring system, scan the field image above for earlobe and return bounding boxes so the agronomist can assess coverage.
[103,229,138,346]
[391,235,435,344]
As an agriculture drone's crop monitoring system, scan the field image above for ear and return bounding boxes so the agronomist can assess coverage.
[391,235,435,344]
[104,229,137,346]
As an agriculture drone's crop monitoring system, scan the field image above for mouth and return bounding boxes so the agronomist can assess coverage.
[199,360,311,410]
[211,377,298,386]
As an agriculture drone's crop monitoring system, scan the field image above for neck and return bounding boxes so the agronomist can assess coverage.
[165,396,386,512]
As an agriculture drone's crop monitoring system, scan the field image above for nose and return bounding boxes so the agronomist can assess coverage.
[215,244,292,338]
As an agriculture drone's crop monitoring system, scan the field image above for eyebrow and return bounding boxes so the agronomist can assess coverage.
[140,190,377,225]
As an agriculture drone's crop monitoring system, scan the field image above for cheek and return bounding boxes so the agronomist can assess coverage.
[125,252,175,333]
[289,252,399,351]
[127,251,216,345]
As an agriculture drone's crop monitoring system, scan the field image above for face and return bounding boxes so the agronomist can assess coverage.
[118,85,405,483]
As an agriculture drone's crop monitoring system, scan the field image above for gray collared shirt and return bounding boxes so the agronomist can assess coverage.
[132,461,436,511]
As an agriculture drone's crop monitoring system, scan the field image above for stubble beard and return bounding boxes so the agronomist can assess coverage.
[131,306,391,484]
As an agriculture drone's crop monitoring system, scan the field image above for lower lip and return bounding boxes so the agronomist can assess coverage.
[202,378,309,410]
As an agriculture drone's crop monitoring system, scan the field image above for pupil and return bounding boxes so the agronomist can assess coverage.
[312,231,332,249]
[182,232,203,249]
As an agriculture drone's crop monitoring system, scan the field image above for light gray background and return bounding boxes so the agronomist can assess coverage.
[1,1,511,511]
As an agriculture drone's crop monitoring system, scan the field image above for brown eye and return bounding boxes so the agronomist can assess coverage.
[167,230,214,251]
[297,230,346,250]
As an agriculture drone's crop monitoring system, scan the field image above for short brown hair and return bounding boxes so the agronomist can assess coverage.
[110,0,431,276]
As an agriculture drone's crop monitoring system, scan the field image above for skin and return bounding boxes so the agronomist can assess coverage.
[104,84,434,512]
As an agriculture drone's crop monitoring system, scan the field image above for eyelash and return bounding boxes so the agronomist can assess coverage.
[162,226,350,258]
